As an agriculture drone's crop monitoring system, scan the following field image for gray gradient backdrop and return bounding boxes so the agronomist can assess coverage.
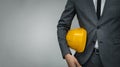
[0,0,79,67]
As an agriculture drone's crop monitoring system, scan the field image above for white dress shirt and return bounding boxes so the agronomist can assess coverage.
[93,0,106,49]
[93,0,106,16]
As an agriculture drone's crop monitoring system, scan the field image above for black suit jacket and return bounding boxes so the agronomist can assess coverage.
[57,0,120,67]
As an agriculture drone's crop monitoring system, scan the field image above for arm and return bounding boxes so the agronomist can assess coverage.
[57,0,76,58]
[57,0,82,67]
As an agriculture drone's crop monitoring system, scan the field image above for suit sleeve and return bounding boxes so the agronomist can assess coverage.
[57,0,76,58]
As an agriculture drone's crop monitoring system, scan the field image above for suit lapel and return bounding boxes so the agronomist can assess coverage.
[87,0,110,25]
[86,0,98,26]
[98,0,110,24]
[88,0,98,22]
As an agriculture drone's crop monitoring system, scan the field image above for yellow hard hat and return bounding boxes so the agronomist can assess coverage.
[66,28,87,53]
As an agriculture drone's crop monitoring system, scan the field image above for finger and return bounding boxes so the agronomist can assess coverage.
[74,59,81,67]
[75,61,81,67]
[68,62,76,67]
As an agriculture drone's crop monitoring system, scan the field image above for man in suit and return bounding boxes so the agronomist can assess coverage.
[57,0,120,67]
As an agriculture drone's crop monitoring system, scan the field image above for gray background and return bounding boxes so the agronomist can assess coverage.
[0,0,79,67]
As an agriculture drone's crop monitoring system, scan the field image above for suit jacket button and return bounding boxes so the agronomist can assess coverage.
[92,41,96,44]
[97,26,100,29]
[99,41,103,43]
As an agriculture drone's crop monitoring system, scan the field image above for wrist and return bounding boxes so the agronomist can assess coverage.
[65,53,71,59]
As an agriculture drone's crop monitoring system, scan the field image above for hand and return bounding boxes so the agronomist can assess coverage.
[65,54,82,67]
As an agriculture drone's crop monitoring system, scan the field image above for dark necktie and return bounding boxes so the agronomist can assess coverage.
[97,0,101,19]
